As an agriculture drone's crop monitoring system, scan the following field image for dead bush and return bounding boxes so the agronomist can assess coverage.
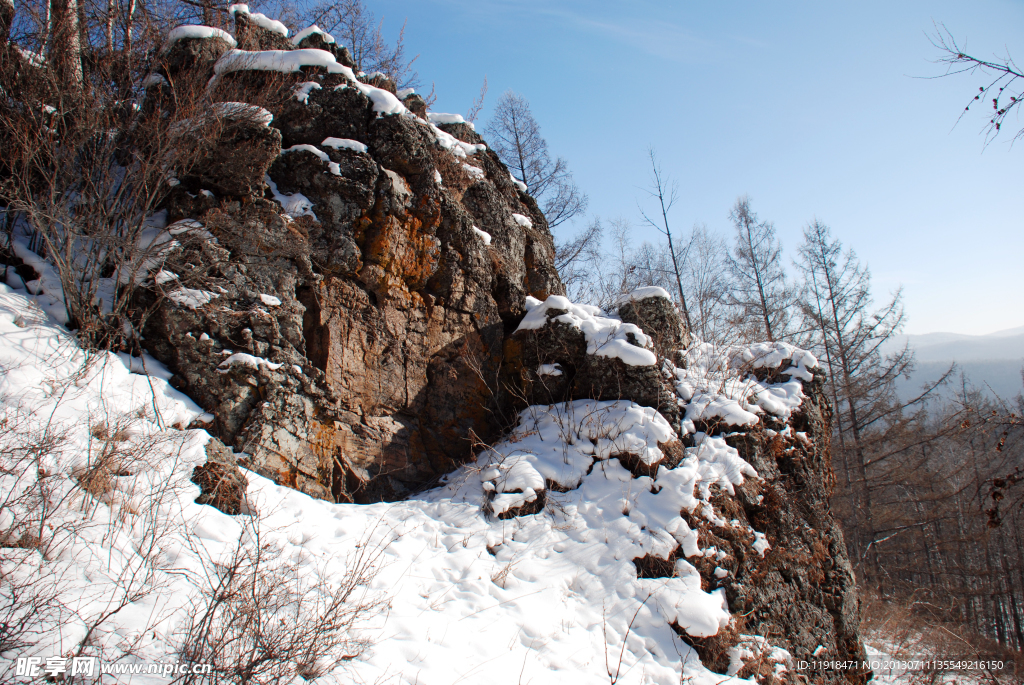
[174,518,390,684]
[861,589,1021,683]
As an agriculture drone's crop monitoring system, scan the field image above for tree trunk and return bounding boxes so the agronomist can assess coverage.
[50,0,84,89]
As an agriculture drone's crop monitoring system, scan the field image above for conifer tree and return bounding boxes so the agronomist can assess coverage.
[726,197,793,342]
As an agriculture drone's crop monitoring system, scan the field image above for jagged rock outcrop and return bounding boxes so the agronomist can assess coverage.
[120,13,869,682]
[491,289,867,682]
[675,368,868,683]
[137,16,561,503]
[502,293,682,425]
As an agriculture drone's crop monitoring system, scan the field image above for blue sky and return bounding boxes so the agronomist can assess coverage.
[367,0,1022,335]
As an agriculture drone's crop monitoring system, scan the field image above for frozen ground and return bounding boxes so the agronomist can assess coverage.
[0,275,820,684]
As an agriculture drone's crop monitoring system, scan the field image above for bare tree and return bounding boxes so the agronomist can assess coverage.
[726,196,794,343]
[484,90,588,229]
[555,217,603,302]
[637,148,692,331]
[681,223,732,345]
[301,0,419,89]
[175,516,388,683]
[797,219,918,578]
[466,75,488,123]
[931,24,1024,145]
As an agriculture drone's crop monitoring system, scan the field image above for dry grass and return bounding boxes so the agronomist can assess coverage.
[861,590,1022,684]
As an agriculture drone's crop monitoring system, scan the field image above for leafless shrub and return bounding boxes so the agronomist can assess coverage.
[0,408,71,654]
[862,589,1021,683]
[555,216,603,303]
[466,75,488,123]
[0,359,196,665]
[174,516,390,684]
[0,29,229,352]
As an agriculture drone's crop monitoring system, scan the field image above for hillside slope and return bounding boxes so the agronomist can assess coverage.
[0,8,868,684]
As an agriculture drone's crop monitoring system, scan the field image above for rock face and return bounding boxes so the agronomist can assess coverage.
[191,437,249,515]
[680,370,868,683]
[128,13,867,682]
[502,293,682,426]
[139,16,561,503]
[495,293,868,683]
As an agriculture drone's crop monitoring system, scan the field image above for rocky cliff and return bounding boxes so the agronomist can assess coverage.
[1,7,869,682]
[139,14,563,504]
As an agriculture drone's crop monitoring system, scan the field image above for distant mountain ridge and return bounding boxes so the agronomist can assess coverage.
[883,326,1024,400]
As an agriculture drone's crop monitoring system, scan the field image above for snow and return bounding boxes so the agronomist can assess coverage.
[213,48,354,81]
[735,341,817,381]
[166,24,237,47]
[214,52,479,148]
[217,353,284,372]
[509,173,528,192]
[427,112,476,130]
[259,293,281,306]
[15,46,45,67]
[322,136,368,153]
[7,229,70,323]
[462,162,485,180]
[672,341,818,433]
[396,87,415,98]
[0,278,810,684]
[517,295,658,367]
[725,636,792,678]
[692,433,758,497]
[512,212,533,228]
[614,286,672,305]
[281,143,342,176]
[427,122,486,158]
[154,270,178,285]
[337,80,410,116]
[471,225,492,245]
[266,174,316,220]
[292,80,321,104]
[290,25,335,45]
[429,399,746,642]
[166,287,218,309]
[537,363,562,376]
[228,4,288,37]
[115,350,176,382]
[753,531,771,557]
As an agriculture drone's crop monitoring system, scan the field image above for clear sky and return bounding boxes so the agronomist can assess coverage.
[366,0,1022,335]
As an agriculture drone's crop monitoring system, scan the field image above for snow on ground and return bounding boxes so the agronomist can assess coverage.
[0,268,821,683]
